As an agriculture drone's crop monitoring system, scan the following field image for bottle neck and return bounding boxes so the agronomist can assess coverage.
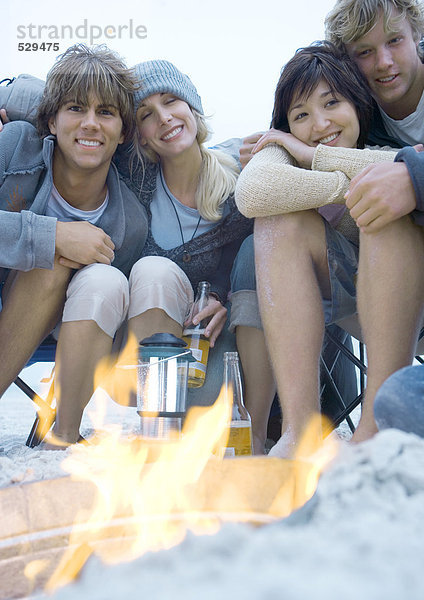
[223,352,250,421]
[191,281,210,328]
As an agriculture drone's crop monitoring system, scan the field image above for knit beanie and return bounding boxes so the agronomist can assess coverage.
[133,60,203,115]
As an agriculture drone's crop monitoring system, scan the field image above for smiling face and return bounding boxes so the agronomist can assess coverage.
[136,93,198,160]
[346,9,424,119]
[287,79,360,149]
[48,92,124,176]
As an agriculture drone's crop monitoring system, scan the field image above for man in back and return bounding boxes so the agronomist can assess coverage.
[323,0,424,439]
[326,0,424,148]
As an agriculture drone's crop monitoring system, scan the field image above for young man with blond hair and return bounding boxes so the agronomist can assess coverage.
[326,0,424,147]
[322,0,424,442]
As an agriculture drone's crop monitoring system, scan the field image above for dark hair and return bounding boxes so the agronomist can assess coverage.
[37,44,136,144]
[271,41,372,149]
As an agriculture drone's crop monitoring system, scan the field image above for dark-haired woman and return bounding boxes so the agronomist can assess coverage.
[233,42,401,456]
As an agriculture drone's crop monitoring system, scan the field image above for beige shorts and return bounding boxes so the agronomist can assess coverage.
[61,257,194,338]
[128,256,194,325]
[61,263,129,338]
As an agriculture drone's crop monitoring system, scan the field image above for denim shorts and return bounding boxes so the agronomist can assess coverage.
[323,218,359,325]
[229,223,358,331]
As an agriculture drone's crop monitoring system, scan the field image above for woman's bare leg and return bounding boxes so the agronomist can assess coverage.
[129,308,182,342]
[236,325,276,454]
[254,211,331,456]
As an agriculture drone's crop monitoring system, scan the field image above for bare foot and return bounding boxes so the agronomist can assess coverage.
[268,429,296,459]
[350,421,378,444]
[37,432,88,451]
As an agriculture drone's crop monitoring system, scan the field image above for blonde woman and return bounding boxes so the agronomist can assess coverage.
[115,60,252,351]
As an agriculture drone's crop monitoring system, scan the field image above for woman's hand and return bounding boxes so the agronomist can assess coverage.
[251,128,315,169]
[184,297,227,348]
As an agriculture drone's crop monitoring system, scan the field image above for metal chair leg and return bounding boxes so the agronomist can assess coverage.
[19,379,56,448]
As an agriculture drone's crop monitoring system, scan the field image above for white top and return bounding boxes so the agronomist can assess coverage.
[45,185,109,224]
[150,169,226,250]
[379,89,424,145]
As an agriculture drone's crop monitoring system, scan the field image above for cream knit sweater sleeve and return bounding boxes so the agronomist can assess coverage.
[235,144,350,218]
[312,144,397,178]
[235,143,397,219]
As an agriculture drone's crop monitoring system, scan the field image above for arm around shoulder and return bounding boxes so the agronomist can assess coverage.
[0,75,44,126]
[0,121,43,176]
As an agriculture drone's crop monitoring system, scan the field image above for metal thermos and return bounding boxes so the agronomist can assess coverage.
[136,333,195,439]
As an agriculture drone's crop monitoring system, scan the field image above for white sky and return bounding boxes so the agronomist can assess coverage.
[1,0,336,404]
[2,0,336,144]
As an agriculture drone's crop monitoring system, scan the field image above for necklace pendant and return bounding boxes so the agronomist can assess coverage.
[182,251,191,263]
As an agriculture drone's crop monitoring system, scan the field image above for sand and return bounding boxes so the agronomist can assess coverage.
[1,364,424,599]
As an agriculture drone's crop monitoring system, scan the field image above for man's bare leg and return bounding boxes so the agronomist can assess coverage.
[353,217,424,442]
[0,261,72,397]
[51,320,113,445]
[254,211,332,456]
[43,264,130,445]
[236,325,276,454]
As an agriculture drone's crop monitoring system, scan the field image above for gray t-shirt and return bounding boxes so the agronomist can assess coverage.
[380,89,424,145]
[46,185,109,224]
[150,169,229,250]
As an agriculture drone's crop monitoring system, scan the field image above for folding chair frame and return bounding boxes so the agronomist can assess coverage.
[10,336,57,448]
[320,326,424,435]
[320,329,366,434]
[21,378,56,448]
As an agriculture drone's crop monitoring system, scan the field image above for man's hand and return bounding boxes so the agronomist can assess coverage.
[0,109,9,132]
[55,221,115,269]
[239,132,265,169]
[252,128,315,169]
[345,162,417,233]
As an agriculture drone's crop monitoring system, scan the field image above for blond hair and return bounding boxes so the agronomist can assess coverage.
[131,111,239,221]
[325,0,424,55]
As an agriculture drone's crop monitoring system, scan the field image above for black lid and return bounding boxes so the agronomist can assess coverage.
[140,333,188,348]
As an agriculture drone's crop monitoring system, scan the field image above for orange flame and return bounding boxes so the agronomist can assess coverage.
[38,341,339,593]
[44,385,232,591]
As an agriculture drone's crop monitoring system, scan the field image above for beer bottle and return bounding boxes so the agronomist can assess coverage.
[183,281,211,388]
[223,351,252,456]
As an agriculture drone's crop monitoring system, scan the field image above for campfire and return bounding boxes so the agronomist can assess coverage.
[0,342,338,600]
